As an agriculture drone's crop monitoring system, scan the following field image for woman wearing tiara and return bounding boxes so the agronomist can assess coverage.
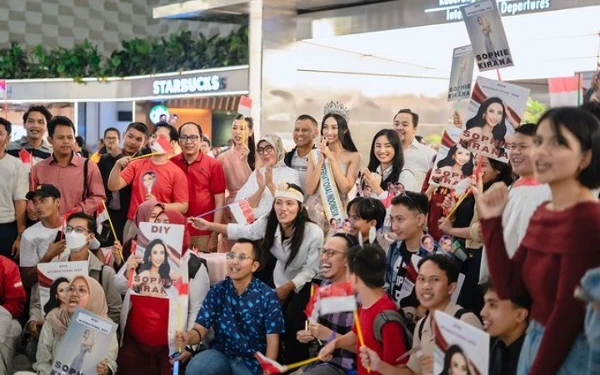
[305,102,361,234]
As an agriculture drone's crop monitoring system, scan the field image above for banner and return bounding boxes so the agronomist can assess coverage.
[132,222,185,298]
[461,0,513,72]
[434,310,490,375]
[51,307,117,375]
[37,261,88,317]
[448,45,475,102]
[430,126,474,191]
[460,77,530,163]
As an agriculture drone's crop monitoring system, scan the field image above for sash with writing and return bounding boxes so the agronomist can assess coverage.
[310,149,346,228]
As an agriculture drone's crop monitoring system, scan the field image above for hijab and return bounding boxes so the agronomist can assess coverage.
[45,275,108,335]
[258,134,286,168]
[134,201,165,227]
[165,210,191,253]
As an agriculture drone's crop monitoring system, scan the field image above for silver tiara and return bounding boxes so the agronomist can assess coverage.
[324,101,350,122]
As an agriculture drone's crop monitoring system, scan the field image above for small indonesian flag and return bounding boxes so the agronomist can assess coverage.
[548,76,580,107]
[96,204,108,234]
[255,352,287,374]
[101,248,114,266]
[316,281,356,316]
[150,135,174,154]
[18,149,32,173]
[174,276,189,297]
[238,96,252,117]
[230,199,256,225]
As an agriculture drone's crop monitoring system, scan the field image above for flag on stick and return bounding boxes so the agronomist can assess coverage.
[150,135,174,154]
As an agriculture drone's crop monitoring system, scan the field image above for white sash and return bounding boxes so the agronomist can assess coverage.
[310,150,346,227]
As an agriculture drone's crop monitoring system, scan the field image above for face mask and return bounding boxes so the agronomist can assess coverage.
[65,231,88,251]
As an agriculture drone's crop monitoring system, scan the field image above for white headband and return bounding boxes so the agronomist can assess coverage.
[275,183,304,202]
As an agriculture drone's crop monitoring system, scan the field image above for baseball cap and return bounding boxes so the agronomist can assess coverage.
[26,184,61,200]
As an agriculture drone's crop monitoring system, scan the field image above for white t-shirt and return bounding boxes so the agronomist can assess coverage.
[20,222,63,267]
[0,154,28,224]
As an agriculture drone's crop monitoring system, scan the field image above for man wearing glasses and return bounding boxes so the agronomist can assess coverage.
[175,239,285,375]
[108,122,189,243]
[172,122,226,253]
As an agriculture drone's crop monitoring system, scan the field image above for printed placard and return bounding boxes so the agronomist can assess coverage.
[37,261,88,317]
[430,126,475,191]
[461,0,513,72]
[51,307,117,375]
[434,310,490,375]
[132,222,185,298]
[459,77,530,163]
[448,45,475,102]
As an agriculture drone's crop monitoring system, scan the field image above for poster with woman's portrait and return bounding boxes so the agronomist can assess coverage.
[430,126,474,192]
[132,222,185,298]
[36,261,88,317]
[577,70,600,104]
[448,45,475,102]
[461,0,513,72]
[52,307,117,375]
[434,310,490,375]
[460,77,530,163]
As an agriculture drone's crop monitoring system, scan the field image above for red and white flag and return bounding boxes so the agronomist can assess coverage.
[238,96,252,117]
[18,149,33,173]
[314,281,356,317]
[96,204,108,234]
[548,76,581,107]
[150,135,174,154]
[230,199,256,225]
[255,352,287,374]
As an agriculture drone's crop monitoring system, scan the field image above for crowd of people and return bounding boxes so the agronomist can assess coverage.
[0,100,599,375]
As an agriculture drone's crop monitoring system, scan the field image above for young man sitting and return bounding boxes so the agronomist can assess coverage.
[480,278,531,375]
[175,239,285,375]
[359,254,482,375]
[319,244,408,375]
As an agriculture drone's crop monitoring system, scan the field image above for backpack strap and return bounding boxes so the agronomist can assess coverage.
[82,158,89,201]
[373,310,403,345]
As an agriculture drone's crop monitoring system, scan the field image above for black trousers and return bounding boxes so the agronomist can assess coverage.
[0,221,17,259]
[282,282,312,364]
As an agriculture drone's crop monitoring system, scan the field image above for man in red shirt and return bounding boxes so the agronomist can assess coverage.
[172,122,226,252]
[319,244,408,375]
[107,122,189,243]
[0,254,26,374]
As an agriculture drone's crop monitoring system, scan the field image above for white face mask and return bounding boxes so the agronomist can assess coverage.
[65,231,88,251]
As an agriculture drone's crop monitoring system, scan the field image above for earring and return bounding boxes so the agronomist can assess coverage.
[369,226,377,244]
[358,232,364,246]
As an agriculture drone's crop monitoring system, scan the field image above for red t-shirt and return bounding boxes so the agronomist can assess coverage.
[120,158,189,220]
[172,153,226,236]
[128,294,170,347]
[353,294,408,375]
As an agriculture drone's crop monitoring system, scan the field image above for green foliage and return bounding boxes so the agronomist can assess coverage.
[522,97,547,125]
[0,26,248,80]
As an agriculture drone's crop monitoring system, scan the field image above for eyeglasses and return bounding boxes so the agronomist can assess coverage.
[65,226,90,234]
[225,252,254,262]
[179,135,201,143]
[395,190,423,214]
[257,145,274,155]
[68,286,89,295]
[321,248,345,259]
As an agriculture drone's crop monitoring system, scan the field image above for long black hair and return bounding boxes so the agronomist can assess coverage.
[436,144,475,176]
[138,238,172,288]
[234,114,256,170]
[367,129,404,190]
[465,97,508,142]
[261,183,313,269]
[440,345,471,375]
[43,277,69,315]
[485,158,513,189]
[322,114,358,152]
